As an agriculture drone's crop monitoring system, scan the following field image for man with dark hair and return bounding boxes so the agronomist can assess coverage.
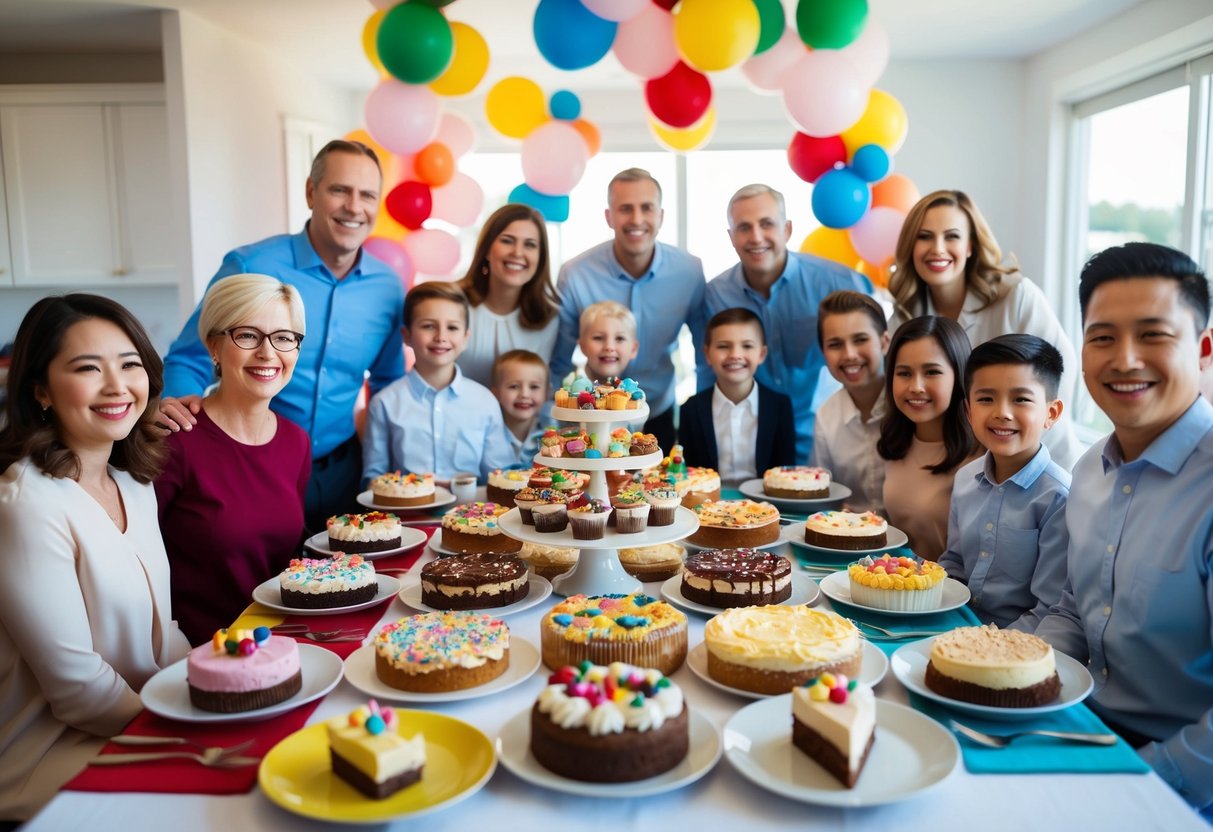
[159,139,405,531]
[1037,242,1213,815]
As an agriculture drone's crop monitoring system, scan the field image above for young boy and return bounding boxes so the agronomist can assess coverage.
[938,334,1070,632]
[577,300,639,381]
[362,281,516,484]
[1036,243,1213,813]
[679,307,796,481]
[491,349,549,466]
[813,290,891,513]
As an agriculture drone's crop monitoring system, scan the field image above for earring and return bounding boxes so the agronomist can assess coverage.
[211,355,219,367]
[40,404,50,422]
[481,261,489,276]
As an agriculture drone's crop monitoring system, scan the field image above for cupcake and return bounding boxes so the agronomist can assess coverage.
[568,497,612,540]
[533,493,570,533]
[644,486,681,526]
[611,485,651,534]
[551,470,589,492]
[514,487,544,525]
[528,469,554,490]
[605,389,629,410]
[630,432,660,456]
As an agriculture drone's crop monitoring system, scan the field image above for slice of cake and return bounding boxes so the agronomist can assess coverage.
[687,499,781,549]
[792,674,876,788]
[925,626,1061,707]
[373,611,510,693]
[420,552,529,610]
[848,554,946,611]
[440,502,523,554]
[804,510,888,550]
[371,471,435,507]
[681,548,792,608]
[279,554,378,609]
[540,593,688,676]
[328,700,425,799]
[187,626,301,713]
[763,465,831,499]
[327,512,402,554]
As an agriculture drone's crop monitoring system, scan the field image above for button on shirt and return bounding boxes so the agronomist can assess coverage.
[939,445,1070,632]
[1036,397,1213,811]
[362,368,517,484]
[812,387,887,514]
[712,383,759,482]
[550,241,707,417]
[163,228,405,459]
[702,252,871,462]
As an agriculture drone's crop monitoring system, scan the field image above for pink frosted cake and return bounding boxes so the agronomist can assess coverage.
[187,626,301,712]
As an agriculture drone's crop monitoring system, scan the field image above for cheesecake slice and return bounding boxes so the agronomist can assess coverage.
[327,701,425,799]
[791,674,876,788]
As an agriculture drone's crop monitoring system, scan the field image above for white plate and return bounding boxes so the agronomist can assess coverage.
[723,695,959,807]
[738,479,853,510]
[251,574,401,616]
[397,574,553,616]
[686,641,888,699]
[356,486,456,512]
[550,403,650,424]
[818,571,973,617]
[497,506,700,551]
[342,638,541,703]
[494,706,720,798]
[890,637,1094,721]
[140,643,343,723]
[302,526,429,559]
[532,450,663,471]
[660,571,819,616]
[784,521,910,554]
[681,535,785,553]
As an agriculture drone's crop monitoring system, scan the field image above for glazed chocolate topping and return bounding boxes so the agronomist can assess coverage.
[421,553,527,586]
[683,548,791,582]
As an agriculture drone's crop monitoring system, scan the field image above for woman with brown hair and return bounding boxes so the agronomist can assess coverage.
[455,203,561,387]
[0,294,190,821]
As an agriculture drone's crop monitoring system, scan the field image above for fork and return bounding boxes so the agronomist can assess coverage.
[950,720,1118,748]
[270,625,366,642]
[110,736,255,756]
[91,746,261,768]
[851,620,946,639]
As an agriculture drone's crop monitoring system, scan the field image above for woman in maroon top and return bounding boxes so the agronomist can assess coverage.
[155,274,311,644]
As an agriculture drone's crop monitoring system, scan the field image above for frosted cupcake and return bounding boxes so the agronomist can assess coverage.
[568,497,612,541]
[533,496,570,533]
[513,487,544,526]
[644,486,681,527]
[611,485,651,534]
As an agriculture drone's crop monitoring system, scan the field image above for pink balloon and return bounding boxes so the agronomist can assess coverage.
[782,50,869,137]
[364,79,441,154]
[839,18,890,88]
[612,5,679,79]
[581,0,648,22]
[742,27,805,93]
[402,228,461,276]
[433,111,476,158]
[363,236,416,286]
[521,121,589,197]
[847,206,906,266]
[430,172,485,226]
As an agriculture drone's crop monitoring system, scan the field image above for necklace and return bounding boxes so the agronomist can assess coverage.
[81,473,125,531]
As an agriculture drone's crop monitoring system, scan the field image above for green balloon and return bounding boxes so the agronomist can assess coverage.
[796,0,868,50]
[753,0,786,55]
[377,1,454,85]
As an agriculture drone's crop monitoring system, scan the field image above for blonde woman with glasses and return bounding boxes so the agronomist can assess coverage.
[155,274,312,644]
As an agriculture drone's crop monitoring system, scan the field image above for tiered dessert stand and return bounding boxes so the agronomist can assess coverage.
[498,403,699,597]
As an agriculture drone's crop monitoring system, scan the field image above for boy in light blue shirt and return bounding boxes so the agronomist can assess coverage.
[363,281,516,485]
[940,334,1070,632]
[490,349,549,467]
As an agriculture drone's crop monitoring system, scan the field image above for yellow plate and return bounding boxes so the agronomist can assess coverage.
[258,709,495,823]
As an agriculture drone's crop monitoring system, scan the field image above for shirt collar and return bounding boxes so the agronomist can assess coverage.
[712,382,758,416]
[976,443,1051,489]
[295,224,369,281]
[611,242,663,282]
[405,365,467,399]
[737,253,796,301]
[1100,396,1213,475]
[841,387,887,426]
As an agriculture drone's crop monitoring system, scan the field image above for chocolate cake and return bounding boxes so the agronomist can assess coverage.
[420,552,529,610]
[680,548,792,608]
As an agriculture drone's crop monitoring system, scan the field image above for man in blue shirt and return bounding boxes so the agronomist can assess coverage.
[1036,242,1213,816]
[550,168,706,452]
[159,140,404,531]
[702,184,871,462]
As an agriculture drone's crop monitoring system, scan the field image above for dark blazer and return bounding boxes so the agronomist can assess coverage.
[678,382,798,473]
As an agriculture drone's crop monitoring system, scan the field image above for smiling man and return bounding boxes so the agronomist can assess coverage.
[160,140,405,530]
[1036,242,1213,816]
[703,184,872,462]
[550,168,707,452]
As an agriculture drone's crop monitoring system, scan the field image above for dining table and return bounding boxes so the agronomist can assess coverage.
[24,500,1211,832]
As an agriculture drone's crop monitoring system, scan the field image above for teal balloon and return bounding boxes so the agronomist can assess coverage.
[510,183,570,223]
[850,144,891,183]
[534,0,617,71]
[753,0,786,55]
[811,168,870,229]
[377,2,453,84]
[550,90,581,121]
[796,0,868,49]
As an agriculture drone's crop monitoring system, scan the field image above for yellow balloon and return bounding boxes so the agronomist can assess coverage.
[371,205,409,243]
[485,76,548,140]
[674,0,761,72]
[429,22,489,97]
[841,89,908,157]
[361,10,385,75]
[649,107,716,152]
[344,128,397,186]
[800,226,860,268]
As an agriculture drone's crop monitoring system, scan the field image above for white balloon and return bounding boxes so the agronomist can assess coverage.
[430,172,485,227]
[522,122,589,197]
[840,18,890,88]
[612,5,679,79]
[402,229,461,276]
[364,80,440,154]
[581,0,648,22]
[434,111,476,158]
[781,50,869,137]
[741,27,805,94]
[848,206,906,266]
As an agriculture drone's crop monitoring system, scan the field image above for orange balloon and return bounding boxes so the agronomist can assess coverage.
[856,258,893,289]
[345,128,398,187]
[800,226,860,267]
[415,142,455,187]
[571,119,601,156]
[871,174,920,213]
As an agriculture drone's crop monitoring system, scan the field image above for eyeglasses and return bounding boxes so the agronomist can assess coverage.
[224,327,304,352]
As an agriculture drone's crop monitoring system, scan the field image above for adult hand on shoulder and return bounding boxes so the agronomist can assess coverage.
[157,395,202,433]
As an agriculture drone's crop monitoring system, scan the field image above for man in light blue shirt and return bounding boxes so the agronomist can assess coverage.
[702,184,871,462]
[1036,242,1213,815]
[551,168,706,453]
[160,140,404,530]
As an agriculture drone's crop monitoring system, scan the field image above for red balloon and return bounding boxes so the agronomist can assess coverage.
[385,180,433,231]
[645,61,712,129]
[652,0,678,8]
[787,132,847,183]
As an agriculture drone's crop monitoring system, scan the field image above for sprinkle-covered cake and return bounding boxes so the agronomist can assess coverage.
[848,554,946,611]
[279,554,378,609]
[327,512,402,554]
[371,471,435,507]
[687,499,781,549]
[530,662,689,783]
[486,467,530,506]
[373,611,510,693]
[925,626,1061,708]
[420,553,529,610]
[804,510,888,550]
[440,502,522,554]
[186,626,301,713]
[540,593,688,676]
[763,465,831,499]
[680,548,792,608]
[792,674,876,788]
[328,700,425,799]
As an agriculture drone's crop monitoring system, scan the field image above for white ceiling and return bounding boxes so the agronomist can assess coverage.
[0,0,1143,92]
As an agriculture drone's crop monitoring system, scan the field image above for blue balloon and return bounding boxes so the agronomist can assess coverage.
[509,183,570,223]
[549,90,582,121]
[850,144,891,183]
[812,168,870,229]
[534,0,617,71]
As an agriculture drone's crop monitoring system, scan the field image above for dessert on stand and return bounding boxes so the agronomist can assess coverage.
[497,401,699,597]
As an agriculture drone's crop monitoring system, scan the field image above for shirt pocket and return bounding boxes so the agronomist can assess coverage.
[991,526,1041,583]
[453,421,489,470]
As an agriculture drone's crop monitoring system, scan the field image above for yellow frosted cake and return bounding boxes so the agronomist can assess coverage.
[540,593,688,676]
[327,700,425,799]
[926,626,1061,707]
[847,554,946,611]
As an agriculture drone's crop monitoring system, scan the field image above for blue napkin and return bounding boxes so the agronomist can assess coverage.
[907,692,1150,774]
[841,602,983,657]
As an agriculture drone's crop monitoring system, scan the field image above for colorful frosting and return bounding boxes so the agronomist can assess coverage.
[554,374,646,410]
[806,510,888,538]
[374,611,510,674]
[848,554,944,591]
[279,554,376,594]
[441,502,510,536]
[487,467,530,491]
[538,662,684,736]
[792,673,876,777]
[764,466,831,491]
[371,471,435,499]
[640,447,720,495]
[187,626,300,693]
[544,593,687,644]
[327,512,401,543]
[693,499,780,529]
